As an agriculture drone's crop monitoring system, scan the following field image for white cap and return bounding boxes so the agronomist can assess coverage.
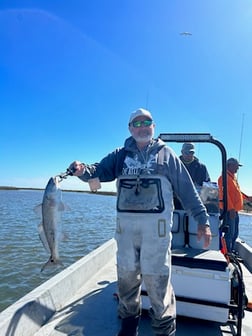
[129,108,153,124]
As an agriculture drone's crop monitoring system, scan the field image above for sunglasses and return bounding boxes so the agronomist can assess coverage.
[131,120,153,128]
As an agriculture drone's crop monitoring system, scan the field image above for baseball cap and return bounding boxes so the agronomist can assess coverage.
[227,158,243,167]
[182,142,195,155]
[129,108,153,124]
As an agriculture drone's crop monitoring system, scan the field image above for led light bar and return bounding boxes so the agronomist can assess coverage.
[159,133,213,142]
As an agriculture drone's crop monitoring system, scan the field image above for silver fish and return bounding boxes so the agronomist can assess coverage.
[35,176,66,271]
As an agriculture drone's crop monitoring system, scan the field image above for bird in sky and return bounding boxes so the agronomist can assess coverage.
[180,32,192,36]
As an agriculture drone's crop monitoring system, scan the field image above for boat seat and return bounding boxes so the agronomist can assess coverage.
[170,247,232,323]
[169,211,233,323]
[142,247,231,322]
[172,247,228,271]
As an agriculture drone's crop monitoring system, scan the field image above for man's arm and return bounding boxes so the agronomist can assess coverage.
[164,147,212,248]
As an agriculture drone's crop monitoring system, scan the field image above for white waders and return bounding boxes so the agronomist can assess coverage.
[115,174,176,335]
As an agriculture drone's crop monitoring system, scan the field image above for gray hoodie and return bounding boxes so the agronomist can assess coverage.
[79,136,209,225]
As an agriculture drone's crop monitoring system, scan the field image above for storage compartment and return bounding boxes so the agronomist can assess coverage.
[141,249,232,323]
[172,248,231,322]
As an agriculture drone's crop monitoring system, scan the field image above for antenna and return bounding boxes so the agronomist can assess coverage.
[237,113,245,180]
[238,113,245,162]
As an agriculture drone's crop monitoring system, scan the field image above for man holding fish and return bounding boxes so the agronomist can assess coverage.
[68,108,211,336]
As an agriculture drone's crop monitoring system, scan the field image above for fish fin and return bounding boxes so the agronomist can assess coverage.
[34,204,42,215]
[61,232,69,241]
[58,202,65,211]
[38,223,51,253]
[65,204,71,211]
[58,202,71,211]
[40,257,64,272]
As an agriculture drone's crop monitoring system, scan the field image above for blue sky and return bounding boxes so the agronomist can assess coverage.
[1,0,252,195]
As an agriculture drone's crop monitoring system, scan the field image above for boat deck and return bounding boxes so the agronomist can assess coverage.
[34,254,252,336]
[1,238,251,336]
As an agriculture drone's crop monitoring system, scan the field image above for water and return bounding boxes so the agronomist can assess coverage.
[0,190,252,312]
[238,212,252,245]
[0,189,116,312]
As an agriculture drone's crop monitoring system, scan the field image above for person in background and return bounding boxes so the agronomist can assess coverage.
[179,142,210,187]
[218,157,251,253]
[173,142,211,210]
[68,108,212,336]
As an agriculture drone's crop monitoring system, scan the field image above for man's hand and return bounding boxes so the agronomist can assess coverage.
[197,224,212,249]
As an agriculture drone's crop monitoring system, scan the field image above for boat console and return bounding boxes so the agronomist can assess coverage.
[141,133,246,336]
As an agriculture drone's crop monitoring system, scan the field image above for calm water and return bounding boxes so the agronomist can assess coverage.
[0,189,116,312]
[0,190,252,312]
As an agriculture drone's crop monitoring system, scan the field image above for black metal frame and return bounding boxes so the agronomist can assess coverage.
[158,133,245,336]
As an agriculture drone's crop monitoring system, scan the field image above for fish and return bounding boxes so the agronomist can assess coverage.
[35,176,67,272]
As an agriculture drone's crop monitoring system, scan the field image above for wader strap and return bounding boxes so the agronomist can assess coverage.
[157,147,168,174]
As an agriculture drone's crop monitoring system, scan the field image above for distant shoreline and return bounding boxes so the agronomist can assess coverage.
[0,186,117,196]
[0,186,250,211]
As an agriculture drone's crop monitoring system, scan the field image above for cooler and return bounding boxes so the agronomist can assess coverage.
[171,248,231,322]
[141,248,233,323]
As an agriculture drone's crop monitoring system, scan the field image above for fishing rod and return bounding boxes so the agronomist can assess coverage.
[55,166,101,191]
[238,113,245,163]
[237,113,245,181]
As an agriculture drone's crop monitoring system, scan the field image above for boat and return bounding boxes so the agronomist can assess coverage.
[0,133,251,336]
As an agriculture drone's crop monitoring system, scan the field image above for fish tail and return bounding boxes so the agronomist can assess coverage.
[40,256,64,272]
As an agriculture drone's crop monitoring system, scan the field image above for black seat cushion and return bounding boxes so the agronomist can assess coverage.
[172,248,228,272]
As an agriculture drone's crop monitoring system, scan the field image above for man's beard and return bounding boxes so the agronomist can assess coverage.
[133,133,153,143]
